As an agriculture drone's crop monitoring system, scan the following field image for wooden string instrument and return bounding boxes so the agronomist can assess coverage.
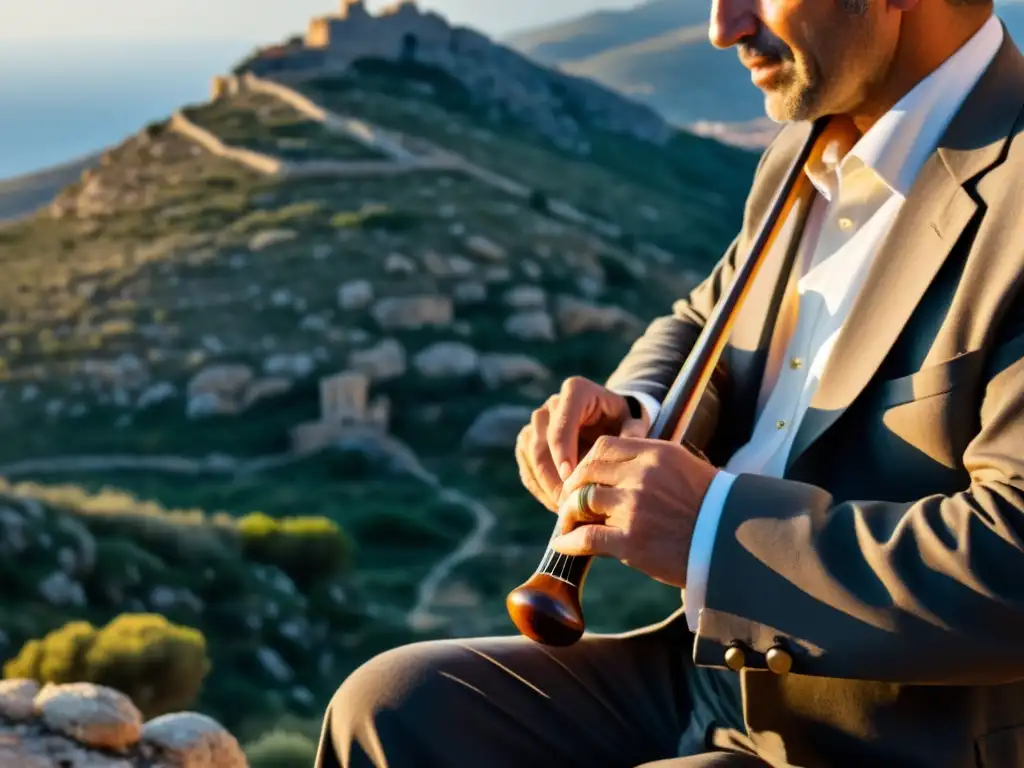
[506,115,839,646]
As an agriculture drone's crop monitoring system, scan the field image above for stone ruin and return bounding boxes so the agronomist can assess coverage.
[240,0,671,150]
[305,0,483,67]
[289,370,390,455]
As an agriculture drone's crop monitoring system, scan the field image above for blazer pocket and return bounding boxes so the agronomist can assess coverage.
[874,349,985,409]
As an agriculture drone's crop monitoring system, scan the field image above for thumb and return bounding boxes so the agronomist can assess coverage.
[550,524,623,558]
[618,418,648,439]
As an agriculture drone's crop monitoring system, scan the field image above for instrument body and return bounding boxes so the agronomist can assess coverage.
[507,116,836,646]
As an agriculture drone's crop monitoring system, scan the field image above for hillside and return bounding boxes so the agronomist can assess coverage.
[558,23,760,124]
[1000,0,1024,37]
[505,0,763,126]
[506,0,708,65]
[506,0,1024,132]
[0,52,759,749]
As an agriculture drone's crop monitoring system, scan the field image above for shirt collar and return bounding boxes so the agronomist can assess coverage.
[806,13,1004,201]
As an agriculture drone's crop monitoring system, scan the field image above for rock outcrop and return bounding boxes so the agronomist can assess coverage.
[0,680,247,767]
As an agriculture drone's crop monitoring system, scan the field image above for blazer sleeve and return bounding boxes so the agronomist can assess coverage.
[691,311,1024,685]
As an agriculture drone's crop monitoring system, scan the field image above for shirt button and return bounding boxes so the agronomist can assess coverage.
[789,357,803,370]
[838,216,854,230]
[776,419,787,430]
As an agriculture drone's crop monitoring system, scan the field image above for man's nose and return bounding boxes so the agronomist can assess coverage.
[709,0,758,49]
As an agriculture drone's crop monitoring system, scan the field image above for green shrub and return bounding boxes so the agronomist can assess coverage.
[329,204,418,232]
[599,249,643,288]
[237,511,278,542]
[3,639,44,681]
[86,613,210,717]
[4,621,97,683]
[3,613,210,718]
[143,120,167,139]
[237,513,353,587]
[90,537,168,585]
[528,189,549,213]
[245,729,319,768]
[39,621,98,684]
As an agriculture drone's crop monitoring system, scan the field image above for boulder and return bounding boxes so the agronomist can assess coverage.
[413,342,479,378]
[462,405,534,451]
[337,279,374,310]
[504,310,555,342]
[371,295,452,330]
[0,679,39,721]
[478,354,550,389]
[35,683,143,751]
[348,338,407,381]
[464,235,506,261]
[142,711,247,768]
[503,285,546,310]
[554,295,642,336]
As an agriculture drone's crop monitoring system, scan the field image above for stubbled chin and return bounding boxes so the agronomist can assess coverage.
[762,93,792,122]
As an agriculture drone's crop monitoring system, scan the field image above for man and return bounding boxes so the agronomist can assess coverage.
[317,0,1024,765]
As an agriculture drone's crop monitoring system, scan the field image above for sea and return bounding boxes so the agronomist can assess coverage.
[0,40,257,180]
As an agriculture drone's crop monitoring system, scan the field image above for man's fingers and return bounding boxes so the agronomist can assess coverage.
[618,418,648,439]
[547,386,591,480]
[550,524,624,558]
[547,379,628,481]
[556,483,624,533]
[558,435,639,504]
[515,440,557,513]
[526,407,563,505]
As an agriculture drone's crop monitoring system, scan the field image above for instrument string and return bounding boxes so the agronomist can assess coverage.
[537,545,585,585]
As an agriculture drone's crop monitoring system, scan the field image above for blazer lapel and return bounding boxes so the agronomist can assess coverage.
[785,27,1024,473]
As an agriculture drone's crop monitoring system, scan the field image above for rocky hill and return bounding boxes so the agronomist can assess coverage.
[507,0,707,64]
[505,0,765,127]
[506,0,1024,137]
[234,0,674,153]
[0,16,759,754]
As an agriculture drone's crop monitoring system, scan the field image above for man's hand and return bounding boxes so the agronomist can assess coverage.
[515,377,648,513]
[550,435,719,589]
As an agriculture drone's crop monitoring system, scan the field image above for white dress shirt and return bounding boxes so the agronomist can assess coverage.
[616,14,1004,632]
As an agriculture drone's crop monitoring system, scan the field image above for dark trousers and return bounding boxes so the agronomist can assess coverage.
[315,607,769,768]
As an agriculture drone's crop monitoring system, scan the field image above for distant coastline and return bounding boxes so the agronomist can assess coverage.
[0,153,103,223]
[0,28,772,221]
[0,38,253,181]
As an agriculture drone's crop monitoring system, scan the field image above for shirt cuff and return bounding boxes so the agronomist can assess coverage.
[685,469,737,632]
[610,388,662,426]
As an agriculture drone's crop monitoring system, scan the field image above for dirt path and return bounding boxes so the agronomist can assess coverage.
[0,434,497,630]
[177,73,629,245]
[330,432,498,631]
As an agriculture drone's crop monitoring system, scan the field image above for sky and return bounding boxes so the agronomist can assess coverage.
[2,0,642,44]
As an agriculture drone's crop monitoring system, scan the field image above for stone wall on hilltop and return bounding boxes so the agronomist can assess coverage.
[241,0,672,152]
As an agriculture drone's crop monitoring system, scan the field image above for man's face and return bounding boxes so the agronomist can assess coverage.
[711,0,901,121]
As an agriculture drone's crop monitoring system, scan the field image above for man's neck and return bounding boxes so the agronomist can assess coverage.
[848,9,994,135]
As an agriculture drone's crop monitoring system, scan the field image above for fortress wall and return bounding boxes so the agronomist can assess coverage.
[168,111,285,176]
[241,73,417,161]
